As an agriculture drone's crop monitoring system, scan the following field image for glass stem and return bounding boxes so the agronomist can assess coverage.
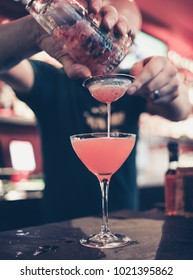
[99,178,110,235]
[107,103,111,137]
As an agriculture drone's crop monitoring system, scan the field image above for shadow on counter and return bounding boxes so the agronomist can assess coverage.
[155,216,193,260]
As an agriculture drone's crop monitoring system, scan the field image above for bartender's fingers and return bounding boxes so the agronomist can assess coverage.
[100,5,119,30]
[150,78,179,104]
[139,64,178,100]
[128,57,164,95]
[60,54,91,79]
[147,68,179,102]
[87,0,103,13]
[115,15,130,35]
[127,56,177,95]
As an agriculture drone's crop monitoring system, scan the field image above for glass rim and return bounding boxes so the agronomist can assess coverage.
[70,132,136,141]
[82,74,135,88]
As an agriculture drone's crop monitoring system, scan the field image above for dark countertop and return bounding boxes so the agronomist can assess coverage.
[0,210,193,260]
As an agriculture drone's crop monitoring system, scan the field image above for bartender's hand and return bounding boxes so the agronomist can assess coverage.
[36,0,129,79]
[127,56,191,121]
[127,56,179,103]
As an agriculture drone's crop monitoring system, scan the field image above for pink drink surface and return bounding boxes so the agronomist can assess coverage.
[72,137,135,181]
[88,83,130,104]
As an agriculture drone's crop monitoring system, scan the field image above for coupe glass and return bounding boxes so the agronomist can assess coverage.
[83,74,134,135]
[70,132,136,249]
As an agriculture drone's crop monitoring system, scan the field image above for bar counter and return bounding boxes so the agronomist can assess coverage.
[0,210,193,260]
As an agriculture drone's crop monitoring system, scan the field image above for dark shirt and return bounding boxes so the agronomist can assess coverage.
[17,60,147,223]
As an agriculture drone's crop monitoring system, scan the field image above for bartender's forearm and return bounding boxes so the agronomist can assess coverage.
[0,15,42,73]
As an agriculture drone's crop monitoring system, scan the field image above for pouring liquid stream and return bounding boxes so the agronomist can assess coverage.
[107,103,111,137]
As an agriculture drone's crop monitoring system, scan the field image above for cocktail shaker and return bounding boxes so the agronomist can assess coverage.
[26,0,133,75]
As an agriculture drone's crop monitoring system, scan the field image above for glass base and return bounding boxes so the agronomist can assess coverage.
[80,232,137,249]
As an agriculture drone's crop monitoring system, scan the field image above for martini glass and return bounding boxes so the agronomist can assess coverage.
[70,132,136,249]
[83,74,134,136]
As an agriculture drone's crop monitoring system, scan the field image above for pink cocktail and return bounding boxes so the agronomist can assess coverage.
[87,81,130,104]
[72,136,135,181]
[70,132,136,249]
[83,74,134,135]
